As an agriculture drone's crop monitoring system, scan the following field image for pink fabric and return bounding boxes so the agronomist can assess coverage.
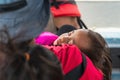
[44,44,103,80]
[35,32,58,45]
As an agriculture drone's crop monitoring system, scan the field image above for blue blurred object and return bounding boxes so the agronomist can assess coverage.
[0,0,19,4]
[112,69,120,80]
[95,30,120,48]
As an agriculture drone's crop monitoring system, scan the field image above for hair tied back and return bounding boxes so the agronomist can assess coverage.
[25,53,30,61]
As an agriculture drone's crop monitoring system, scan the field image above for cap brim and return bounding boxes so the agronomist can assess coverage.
[0,0,50,43]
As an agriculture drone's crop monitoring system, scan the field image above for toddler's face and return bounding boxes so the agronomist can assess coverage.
[54,29,90,50]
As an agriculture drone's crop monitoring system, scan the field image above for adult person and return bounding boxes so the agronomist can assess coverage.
[44,1,112,79]
[0,0,106,80]
[0,0,63,80]
[50,0,88,35]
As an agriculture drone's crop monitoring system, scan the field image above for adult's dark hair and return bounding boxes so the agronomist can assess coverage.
[80,30,112,80]
[0,31,63,80]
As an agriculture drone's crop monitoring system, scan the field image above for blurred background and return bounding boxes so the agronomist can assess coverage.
[76,1,120,80]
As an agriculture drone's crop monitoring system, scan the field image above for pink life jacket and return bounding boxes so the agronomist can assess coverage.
[44,44,103,80]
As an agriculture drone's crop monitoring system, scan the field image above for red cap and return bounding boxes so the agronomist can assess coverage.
[51,3,81,17]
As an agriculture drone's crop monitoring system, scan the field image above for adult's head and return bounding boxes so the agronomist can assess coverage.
[0,0,64,80]
[54,29,112,80]
[0,45,63,80]
[0,0,50,43]
[50,0,87,29]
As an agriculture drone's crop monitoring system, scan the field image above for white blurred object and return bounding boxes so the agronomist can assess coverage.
[94,28,120,47]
